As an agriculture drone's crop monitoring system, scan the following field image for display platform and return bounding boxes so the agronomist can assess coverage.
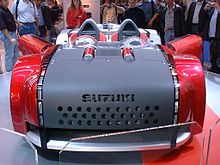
[0,128,38,165]
[0,107,219,165]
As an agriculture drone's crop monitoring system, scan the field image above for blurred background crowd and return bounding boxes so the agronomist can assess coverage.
[0,0,220,73]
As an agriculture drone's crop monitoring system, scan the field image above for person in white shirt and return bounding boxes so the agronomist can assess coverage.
[203,0,220,74]
[11,0,39,36]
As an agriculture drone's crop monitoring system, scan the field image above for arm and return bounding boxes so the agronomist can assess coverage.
[213,2,220,10]
[203,2,220,22]
[42,6,52,30]
[0,12,16,44]
[113,3,125,14]
[77,8,87,28]
[11,1,23,27]
[148,13,159,28]
[204,2,212,11]
[113,4,125,14]
[13,15,23,26]
[66,8,71,28]
[148,2,159,28]
[100,3,107,12]
[180,7,186,35]
[33,2,39,25]
[81,9,87,22]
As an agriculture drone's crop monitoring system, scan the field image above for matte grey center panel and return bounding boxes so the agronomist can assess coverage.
[42,47,174,130]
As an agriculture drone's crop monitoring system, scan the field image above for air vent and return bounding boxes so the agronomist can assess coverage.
[55,105,162,129]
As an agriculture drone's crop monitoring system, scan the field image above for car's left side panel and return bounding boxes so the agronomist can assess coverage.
[10,36,57,134]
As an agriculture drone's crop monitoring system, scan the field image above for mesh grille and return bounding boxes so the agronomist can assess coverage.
[55,105,162,130]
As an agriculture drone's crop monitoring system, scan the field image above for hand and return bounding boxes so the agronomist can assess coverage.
[18,22,23,27]
[76,21,80,28]
[102,2,108,7]
[205,2,213,10]
[213,2,220,10]
[147,21,153,28]
[205,2,218,10]
[10,38,16,45]
[112,3,116,7]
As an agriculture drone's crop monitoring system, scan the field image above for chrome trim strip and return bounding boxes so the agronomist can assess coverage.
[0,128,25,137]
[174,101,179,113]
[38,101,43,114]
[169,65,180,124]
[26,131,190,152]
[174,114,178,124]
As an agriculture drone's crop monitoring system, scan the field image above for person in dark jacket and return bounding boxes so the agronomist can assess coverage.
[121,0,146,28]
[46,0,62,42]
[174,0,187,17]
[203,0,220,73]
[186,0,207,35]
[154,0,165,44]
[160,0,185,43]
[35,0,52,39]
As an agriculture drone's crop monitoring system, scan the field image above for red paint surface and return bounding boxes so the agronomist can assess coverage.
[111,32,119,42]
[171,54,206,128]
[84,47,95,57]
[18,35,48,55]
[140,33,149,41]
[11,36,56,133]
[99,33,106,41]
[69,32,78,41]
[162,35,205,129]
[121,47,132,58]
[166,35,203,59]
[141,107,220,165]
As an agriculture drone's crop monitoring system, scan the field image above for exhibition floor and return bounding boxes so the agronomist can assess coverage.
[0,71,220,165]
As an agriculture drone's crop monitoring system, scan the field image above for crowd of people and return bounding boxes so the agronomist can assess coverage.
[0,0,62,72]
[0,0,220,73]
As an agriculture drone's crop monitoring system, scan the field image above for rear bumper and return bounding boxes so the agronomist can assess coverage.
[26,130,191,152]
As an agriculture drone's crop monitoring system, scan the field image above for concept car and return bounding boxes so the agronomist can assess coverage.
[10,19,206,151]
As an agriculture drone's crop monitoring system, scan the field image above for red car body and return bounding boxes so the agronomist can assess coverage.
[10,19,205,151]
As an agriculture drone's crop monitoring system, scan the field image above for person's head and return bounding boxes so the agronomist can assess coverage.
[156,0,161,6]
[35,0,42,7]
[166,0,173,6]
[71,0,82,8]
[46,0,57,6]
[128,0,137,8]
[106,0,115,4]
[0,0,9,8]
